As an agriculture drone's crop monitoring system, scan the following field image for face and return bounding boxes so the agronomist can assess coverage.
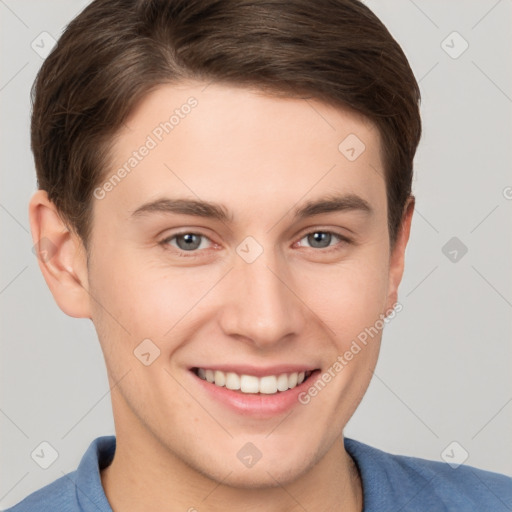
[46,81,411,488]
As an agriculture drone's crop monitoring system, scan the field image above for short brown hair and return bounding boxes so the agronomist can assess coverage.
[31,0,421,251]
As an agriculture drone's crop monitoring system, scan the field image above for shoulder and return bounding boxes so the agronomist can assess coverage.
[345,437,512,511]
[2,472,79,512]
[3,436,115,512]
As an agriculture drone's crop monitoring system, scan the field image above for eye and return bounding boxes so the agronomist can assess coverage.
[296,230,350,251]
[159,229,351,257]
[160,232,213,254]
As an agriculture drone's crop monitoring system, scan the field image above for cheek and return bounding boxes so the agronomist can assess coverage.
[87,253,189,412]
[89,245,182,336]
[298,252,389,339]
[294,259,388,431]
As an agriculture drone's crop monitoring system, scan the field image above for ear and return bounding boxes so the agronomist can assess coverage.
[384,195,415,313]
[29,190,92,319]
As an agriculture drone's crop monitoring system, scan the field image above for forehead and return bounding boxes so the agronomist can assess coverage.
[100,81,386,225]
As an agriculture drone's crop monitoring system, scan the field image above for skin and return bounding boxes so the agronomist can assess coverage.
[30,81,414,511]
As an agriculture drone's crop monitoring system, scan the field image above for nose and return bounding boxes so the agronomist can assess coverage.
[218,246,307,350]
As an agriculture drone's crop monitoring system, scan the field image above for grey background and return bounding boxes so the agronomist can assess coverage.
[1,0,511,508]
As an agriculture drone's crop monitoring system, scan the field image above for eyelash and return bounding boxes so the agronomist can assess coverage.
[159,229,352,257]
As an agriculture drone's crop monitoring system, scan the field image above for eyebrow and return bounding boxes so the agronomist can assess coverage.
[130,193,373,223]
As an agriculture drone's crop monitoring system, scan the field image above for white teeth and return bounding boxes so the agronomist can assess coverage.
[240,375,259,393]
[214,370,226,387]
[225,372,240,390]
[259,375,277,394]
[276,373,289,392]
[196,368,312,394]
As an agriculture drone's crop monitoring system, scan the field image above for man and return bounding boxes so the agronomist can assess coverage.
[6,0,512,510]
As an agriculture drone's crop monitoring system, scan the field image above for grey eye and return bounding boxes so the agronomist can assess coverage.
[305,232,335,249]
[174,233,204,251]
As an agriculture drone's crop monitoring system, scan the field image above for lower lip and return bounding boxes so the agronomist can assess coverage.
[190,370,321,417]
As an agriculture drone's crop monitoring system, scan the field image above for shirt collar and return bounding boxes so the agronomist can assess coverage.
[75,435,115,512]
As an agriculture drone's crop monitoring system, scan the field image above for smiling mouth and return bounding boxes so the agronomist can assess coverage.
[192,367,317,395]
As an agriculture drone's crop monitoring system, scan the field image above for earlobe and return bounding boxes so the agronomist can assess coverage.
[384,195,415,312]
[29,190,92,319]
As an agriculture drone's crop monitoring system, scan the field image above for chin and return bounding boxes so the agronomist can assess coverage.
[194,446,319,490]
[216,464,308,490]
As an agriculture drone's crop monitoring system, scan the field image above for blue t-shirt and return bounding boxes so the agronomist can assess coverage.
[4,436,512,511]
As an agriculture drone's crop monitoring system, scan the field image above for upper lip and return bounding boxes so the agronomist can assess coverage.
[191,364,318,377]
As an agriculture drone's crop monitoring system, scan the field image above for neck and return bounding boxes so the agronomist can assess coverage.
[100,426,362,512]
